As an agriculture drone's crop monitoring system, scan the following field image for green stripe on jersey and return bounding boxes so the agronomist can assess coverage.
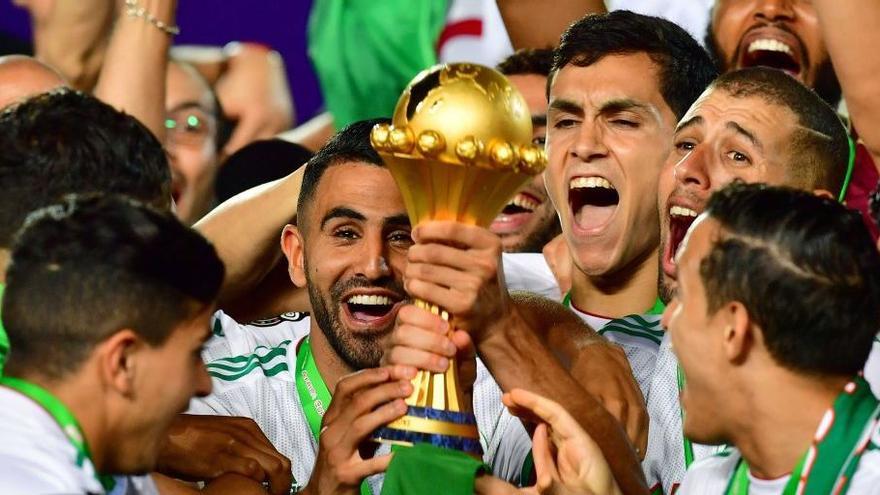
[602,317,664,337]
[598,325,662,345]
[207,340,292,381]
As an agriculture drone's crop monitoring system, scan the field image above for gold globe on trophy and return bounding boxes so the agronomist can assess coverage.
[371,63,546,456]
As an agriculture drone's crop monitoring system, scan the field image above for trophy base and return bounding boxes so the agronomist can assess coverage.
[373,406,483,457]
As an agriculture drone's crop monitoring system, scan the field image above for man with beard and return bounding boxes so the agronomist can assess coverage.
[186,120,535,494]
[704,0,880,239]
[636,67,868,494]
[490,49,561,254]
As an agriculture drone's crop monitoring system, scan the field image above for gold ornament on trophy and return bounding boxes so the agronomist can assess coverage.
[371,63,546,455]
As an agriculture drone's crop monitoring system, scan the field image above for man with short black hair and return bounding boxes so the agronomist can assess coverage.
[0,194,222,493]
[644,66,867,494]
[671,183,880,493]
[0,89,172,373]
[511,10,717,401]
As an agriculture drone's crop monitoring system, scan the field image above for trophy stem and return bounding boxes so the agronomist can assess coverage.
[373,298,482,456]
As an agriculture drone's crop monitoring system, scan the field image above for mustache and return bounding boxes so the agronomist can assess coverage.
[330,275,407,303]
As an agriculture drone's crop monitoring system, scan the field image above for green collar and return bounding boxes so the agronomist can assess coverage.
[561,291,666,316]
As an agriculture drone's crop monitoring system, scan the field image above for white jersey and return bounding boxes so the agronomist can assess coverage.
[189,311,533,493]
[644,335,880,494]
[502,252,563,301]
[0,385,105,494]
[502,252,661,400]
[591,312,662,402]
[678,447,880,494]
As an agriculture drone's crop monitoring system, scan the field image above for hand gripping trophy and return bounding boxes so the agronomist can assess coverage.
[370,63,546,459]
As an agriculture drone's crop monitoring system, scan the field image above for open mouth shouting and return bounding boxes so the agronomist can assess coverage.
[737,27,805,79]
[662,204,699,280]
[569,176,620,235]
[341,290,405,332]
[491,192,543,235]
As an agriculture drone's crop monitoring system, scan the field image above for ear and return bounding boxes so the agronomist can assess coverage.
[281,224,307,288]
[812,188,835,200]
[720,301,752,365]
[96,329,142,398]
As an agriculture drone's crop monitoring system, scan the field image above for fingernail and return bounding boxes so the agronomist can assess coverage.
[400,381,412,395]
[444,341,457,356]
[437,357,449,370]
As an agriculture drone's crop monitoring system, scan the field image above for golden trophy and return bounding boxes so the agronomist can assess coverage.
[371,63,546,456]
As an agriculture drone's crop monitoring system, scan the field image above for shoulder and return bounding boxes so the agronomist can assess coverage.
[501,252,561,301]
[677,448,739,494]
[0,390,98,492]
[192,311,309,408]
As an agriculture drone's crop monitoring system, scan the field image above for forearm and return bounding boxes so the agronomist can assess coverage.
[194,167,304,309]
[495,0,606,49]
[93,0,176,141]
[31,0,115,91]
[476,307,647,494]
[814,0,880,162]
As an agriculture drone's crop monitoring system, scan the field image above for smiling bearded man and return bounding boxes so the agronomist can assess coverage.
[185,119,533,494]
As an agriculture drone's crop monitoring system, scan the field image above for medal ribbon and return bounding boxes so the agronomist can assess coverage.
[724,377,880,495]
[295,338,371,495]
[0,376,115,492]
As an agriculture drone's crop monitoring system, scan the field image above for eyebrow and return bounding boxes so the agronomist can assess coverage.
[319,208,411,230]
[676,115,703,134]
[548,98,584,116]
[598,98,651,115]
[320,207,366,229]
[726,121,763,152]
[532,114,547,128]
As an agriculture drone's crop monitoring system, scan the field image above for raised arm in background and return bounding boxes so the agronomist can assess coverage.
[495,0,605,49]
[814,0,880,167]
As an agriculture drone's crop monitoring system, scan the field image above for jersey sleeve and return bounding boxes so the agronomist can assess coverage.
[501,253,562,301]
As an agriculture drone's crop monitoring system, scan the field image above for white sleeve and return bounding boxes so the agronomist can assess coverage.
[487,410,532,485]
[501,252,562,301]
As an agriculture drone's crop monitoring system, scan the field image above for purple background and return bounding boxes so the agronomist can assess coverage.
[0,0,325,123]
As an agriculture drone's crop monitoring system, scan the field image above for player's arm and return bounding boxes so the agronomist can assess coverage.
[814,0,880,165]
[93,0,177,141]
[495,0,606,50]
[392,221,648,494]
[194,168,310,320]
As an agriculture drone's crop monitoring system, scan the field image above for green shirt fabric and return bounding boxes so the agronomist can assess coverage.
[307,0,448,128]
[381,443,487,495]
[0,283,7,375]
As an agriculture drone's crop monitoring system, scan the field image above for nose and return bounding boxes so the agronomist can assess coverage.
[571,122,608,163]
[754,0,795,23]
[358,232,391,281]
[194,360,213,397]
[673,145,711,193]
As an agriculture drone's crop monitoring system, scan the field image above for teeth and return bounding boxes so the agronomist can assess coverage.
[506,193,539,212]
[669,206,698,218]
[747,38,793,56]
[347,294,393,305]
[569,176,615,190]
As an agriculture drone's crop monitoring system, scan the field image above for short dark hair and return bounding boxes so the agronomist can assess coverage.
[0,90,172,248]
[497,48,554,77]
[710,68,849,194]
[702,182,880,377]
[296,118,390,227]
[552,10,718,119]
[2,194,224,380]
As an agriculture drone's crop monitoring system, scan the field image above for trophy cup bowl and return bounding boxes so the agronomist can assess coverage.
[370,63,547,457]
